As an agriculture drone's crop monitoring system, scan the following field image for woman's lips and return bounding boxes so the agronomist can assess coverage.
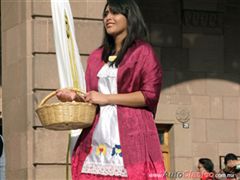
[106,22,115,28]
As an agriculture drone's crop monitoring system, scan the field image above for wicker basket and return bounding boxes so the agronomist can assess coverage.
[36,90,96,130]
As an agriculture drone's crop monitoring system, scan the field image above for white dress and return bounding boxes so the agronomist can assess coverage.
[81,64,128,177]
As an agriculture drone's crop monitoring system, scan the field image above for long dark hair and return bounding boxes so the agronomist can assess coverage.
[199,158,214,173]
[101,0,149,67]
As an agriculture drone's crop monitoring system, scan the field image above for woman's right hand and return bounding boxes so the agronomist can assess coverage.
[56,89,85,102]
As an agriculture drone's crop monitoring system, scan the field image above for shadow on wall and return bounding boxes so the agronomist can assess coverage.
[137,0,240,92]
[157,33,240,94]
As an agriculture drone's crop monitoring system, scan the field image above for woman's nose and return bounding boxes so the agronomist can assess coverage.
[105,12,113,20]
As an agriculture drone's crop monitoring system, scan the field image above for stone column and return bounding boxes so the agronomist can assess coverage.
[1,1,33,179]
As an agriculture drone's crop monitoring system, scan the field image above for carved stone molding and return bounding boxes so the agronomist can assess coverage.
[182,9,223,34]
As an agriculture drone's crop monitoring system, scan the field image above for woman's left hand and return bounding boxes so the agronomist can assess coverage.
[85,91,109,105]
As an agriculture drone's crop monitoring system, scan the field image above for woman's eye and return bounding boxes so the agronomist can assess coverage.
[103,11,109,18]
[103,9,119,18]
[111,10,119,15]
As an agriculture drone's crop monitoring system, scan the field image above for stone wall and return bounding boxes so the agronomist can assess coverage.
[140,0,240,174]
[2,0,240,179]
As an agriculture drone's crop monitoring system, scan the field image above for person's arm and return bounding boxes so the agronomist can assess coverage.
[84,90,146,107]
[57,47,162,111]
[85,46,162,108]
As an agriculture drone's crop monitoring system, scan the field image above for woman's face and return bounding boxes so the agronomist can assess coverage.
[198,163,206,173]
[103,6,128,39]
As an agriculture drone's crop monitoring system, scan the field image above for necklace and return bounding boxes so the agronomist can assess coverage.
[108,55,117,62]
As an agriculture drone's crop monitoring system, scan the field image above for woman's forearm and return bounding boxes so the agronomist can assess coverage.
[85,90,146,107]
[106,91,146,107]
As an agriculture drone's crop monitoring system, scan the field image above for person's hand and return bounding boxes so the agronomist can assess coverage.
[227,160,239,168]
[85,91,109,105]
[56,89,85,102]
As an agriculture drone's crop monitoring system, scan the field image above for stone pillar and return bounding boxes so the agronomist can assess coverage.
[1,1,33,179]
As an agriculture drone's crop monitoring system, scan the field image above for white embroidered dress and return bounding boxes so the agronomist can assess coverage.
[81,63,128,177]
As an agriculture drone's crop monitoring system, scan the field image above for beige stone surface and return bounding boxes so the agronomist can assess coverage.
[159,93,176,105]
[206,120,237,143]
[46,20,103,54]
[156,103,178,122]
[33,54,60,89]
[33,19,48,52]
[35,165,71,180]
[5,131,28,171]
[34,128,69,163]
[3,22,27,66]
[218,143,240,156]
[1,1,29,31]
[32,0,106,19]
[192,119,206,142]
[191,96,210,118]
[33,54,88,89]
[238,120,240,143]
[87,0,106,19]
[174,157,193,172]
[7,169,28,180]
[3,96,28,134]
[47,20,55,53]
[175,95,192,105]
[206,75,239,96]
[210,96,223,119]
[159,93,191,106]
[223,97,239,120]
[2,1,32,179]
[75,20,103,54]
[175,77,206,95]
[32,0,88,18]
[192,143,218,159]
[32,0,52,17]
[2,60,27,101]
[172,124,192,157]
[3,97,28,172]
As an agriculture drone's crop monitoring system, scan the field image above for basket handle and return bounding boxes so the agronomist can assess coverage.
[38,88,86,108]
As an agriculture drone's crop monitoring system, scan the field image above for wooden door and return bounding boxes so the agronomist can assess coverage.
[156,124,171,179]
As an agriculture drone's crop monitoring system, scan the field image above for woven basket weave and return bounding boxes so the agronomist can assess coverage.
[36,90,96,130]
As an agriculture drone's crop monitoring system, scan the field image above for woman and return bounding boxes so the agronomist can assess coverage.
[198,158,215,180]
[57,0,166,179]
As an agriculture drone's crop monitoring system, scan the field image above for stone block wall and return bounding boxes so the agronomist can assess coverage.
[140,0,240,174]
[2,0,240,179]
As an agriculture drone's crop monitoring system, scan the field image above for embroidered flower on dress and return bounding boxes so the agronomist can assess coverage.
[96,144,107,156]
[111,145,122,157]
